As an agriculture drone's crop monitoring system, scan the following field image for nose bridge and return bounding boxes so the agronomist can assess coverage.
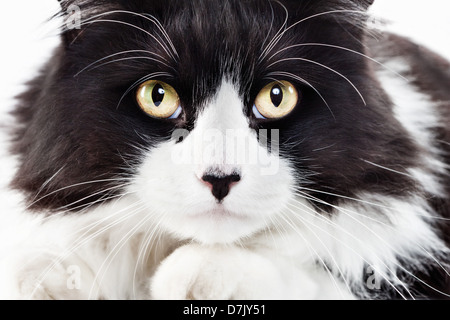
[190,80,253,170]
[196,81,249,132]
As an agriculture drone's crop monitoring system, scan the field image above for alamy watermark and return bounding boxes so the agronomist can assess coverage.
[62,2,81,30]
[170,128,281,176]
[366,266,382,291]
[66,265,81,290]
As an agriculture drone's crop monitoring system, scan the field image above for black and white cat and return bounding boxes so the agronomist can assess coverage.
[0,0,449,299]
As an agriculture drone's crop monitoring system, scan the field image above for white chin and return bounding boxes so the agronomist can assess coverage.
[162,210,267,245]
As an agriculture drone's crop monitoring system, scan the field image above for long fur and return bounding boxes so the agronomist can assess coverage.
[0,0,449,299]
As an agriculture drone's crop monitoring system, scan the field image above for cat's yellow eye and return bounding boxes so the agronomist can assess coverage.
[253,81,298,119]
[136,80,181,119]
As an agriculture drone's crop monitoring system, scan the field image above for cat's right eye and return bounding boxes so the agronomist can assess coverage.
[136,80,182,119]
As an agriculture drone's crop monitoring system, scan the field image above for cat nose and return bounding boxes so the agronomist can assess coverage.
[201,172,241,202]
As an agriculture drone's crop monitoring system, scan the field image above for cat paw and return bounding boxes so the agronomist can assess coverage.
[150,244,289,300]
[0,251,96,300]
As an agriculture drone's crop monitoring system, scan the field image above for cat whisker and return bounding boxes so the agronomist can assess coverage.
[265,71,335,119]
[285,199,412,299]
[29,200,146,299]
[28,165,66,207]
[69,195,142,248]
[287,196,411,298]
[276,210,354,298]
[74,50,170,78]
[312,143,337,153]
[259,9,368,63]
[117,72,173,109]
[259,0,276,55]
[294,185,450,222]
[81,19,175,62]
[76,56,173,76]
[362,159,415,179]
[263,214,288,253]
[293,189,445,260]
[437,139,450,147]
[39,193,125,225]
[132,218,165,299]
[258,0,289,64]
[38,189,135,238]
[76,10,178,62]
[266,57,367,106]
[290,191,450,297]
[141,13,180,60]
[63,194,139,244]
[26,177,134,211]
[55,183,130,211]
[268,213,343,296]
[267,43,409,83]
[294,186,392,211]
[88,208,155,299]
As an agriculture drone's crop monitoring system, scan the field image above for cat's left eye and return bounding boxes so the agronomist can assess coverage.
[253,81,298,120]
[136,80,182,119]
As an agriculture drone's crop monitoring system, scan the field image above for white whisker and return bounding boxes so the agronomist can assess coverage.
[28,165,66,206]
[76,56,172,76]
[116,72,173,109]
[74,50,170,77]
[258,0,289,63]
[29,201,146,299]
[265,71,335,119]
[293,185,450,221]
[290,191,450,298]
[132,218,165,299]
[285,199,411,299]
[76,10,178,61]
[277,210,353,298]
[259,9,368,63]
[267,42,409,83]
[362,159,414,178]
[266,57,367,106]
[26,178,134,210]
[141,13,179,60]
[88,208,153,299]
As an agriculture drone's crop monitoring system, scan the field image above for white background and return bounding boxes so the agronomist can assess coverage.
[0,0,449,112]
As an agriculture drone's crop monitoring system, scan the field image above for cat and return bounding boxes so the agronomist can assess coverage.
[0,0,449,300]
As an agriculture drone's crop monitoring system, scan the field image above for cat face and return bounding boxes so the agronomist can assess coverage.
[13,0,419,244]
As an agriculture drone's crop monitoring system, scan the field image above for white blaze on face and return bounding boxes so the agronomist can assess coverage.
[131,80,294,244]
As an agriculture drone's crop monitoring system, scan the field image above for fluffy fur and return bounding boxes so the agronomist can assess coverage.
[0,0,449,299]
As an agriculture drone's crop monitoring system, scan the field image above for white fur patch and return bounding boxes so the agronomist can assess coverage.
[375,59,448,196]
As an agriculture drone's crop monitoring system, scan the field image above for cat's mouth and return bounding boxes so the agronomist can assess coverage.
[190,204,251,220]
[165,202,264,244]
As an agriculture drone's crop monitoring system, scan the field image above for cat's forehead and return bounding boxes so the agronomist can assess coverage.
[65,0,372,114]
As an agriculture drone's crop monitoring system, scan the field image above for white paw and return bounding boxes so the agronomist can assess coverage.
[150,244,294,300]
[0,251,96,300]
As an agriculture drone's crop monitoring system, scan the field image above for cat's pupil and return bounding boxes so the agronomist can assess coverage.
[270,85,283,107]
[152,84,165,107]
